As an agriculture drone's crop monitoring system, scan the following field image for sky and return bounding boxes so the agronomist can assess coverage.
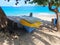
[0,0,60,16]
[0,0,34,6]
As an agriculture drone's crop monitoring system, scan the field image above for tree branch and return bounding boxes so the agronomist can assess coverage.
[48,2,58,13]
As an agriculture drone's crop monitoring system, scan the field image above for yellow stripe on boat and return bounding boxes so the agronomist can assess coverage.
[20,19,42,28]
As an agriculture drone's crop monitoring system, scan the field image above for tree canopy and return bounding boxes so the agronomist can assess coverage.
[31,0,60,7]
[4,0,30,5]
[28,0,60,13]
[4,0,60,7]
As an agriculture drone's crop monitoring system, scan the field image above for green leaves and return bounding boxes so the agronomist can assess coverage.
[31,0,60,7]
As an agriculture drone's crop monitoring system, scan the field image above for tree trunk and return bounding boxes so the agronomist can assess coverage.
[48,2,60,31]
[57,13,60,31]
[0,7,8,29]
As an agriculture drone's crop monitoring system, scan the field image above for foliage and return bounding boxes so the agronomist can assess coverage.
[31,0,60,7]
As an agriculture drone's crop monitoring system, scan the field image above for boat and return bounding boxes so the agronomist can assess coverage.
[20,16,42,32]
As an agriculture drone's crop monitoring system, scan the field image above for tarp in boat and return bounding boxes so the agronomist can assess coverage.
[20,16,42,28]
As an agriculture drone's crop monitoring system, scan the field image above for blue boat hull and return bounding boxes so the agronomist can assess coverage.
[23,26,35,33]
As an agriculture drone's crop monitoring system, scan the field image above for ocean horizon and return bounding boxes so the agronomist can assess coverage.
[2,6,55,16]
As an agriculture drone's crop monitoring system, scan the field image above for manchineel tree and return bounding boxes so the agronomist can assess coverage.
[29,0,60,31]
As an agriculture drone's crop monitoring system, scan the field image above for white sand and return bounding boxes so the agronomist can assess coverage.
[33,13,56,21]
[0,14,60,45]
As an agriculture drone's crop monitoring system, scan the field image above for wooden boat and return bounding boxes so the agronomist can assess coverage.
[20,16,42,32]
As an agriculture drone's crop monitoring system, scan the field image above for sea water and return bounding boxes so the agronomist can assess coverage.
[1,6,54,16]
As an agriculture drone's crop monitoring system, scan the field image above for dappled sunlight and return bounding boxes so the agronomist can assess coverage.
[38,19,57,31]
[0,25,60,45]
[0,16,60,45]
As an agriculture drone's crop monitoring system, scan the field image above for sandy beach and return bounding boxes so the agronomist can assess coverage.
[0,14,60,45]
